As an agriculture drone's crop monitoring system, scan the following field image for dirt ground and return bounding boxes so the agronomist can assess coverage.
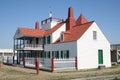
[0,64,120,80]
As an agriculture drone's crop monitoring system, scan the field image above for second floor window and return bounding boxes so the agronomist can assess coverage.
[43,37,46,44]
[93,31,97,40]
[60,32,64,42]
[47,35,51,44]
[36,38,39,44]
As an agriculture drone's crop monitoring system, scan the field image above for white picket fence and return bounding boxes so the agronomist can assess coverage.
[2,57,76,71]
[25,58,52,70]
[2,56,13,64]
[25,58,75,71]
[54,58,75,70]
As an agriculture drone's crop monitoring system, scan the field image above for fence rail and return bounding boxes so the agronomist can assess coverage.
[2,56,13,64]
[2,57,77,72]
[54,58,75,70]
[25,57,76,71]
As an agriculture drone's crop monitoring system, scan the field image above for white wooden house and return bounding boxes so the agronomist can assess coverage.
[14,7,111,71]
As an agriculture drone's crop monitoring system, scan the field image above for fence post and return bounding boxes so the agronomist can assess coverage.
[23,57,26,67]
[0,59,2,68]
[35,57,39,74]
[51,57,54,72]
[13,56,14,64]
[2,57,4,64]
[75,56,78,70]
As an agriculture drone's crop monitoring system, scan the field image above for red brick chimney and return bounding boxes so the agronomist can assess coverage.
[76,14,88,26]
[35,21,40,30]
[66,7,76,31]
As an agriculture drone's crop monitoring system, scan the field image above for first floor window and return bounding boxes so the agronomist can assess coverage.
[61,50,69,59]
[47,51,50,58]
[54,51,59,59]
[64,50,69,58]
[66,50,69,58]
[52,51,54,57]
[61,51,63,58]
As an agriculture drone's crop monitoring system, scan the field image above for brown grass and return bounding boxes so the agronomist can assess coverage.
[0,64,120,80]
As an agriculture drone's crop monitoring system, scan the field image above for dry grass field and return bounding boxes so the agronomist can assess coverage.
[0,64,120,80]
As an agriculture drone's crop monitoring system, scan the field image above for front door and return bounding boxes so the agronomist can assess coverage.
[98,50,103,64]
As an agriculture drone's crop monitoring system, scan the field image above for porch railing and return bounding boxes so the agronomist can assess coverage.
[15,44,43,50]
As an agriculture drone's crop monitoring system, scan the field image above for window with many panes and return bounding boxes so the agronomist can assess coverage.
[60,50,69,59]
[43,37,46,44]
[47,51,50,58]
[93,31,97,40]
[47,35,51,44]
[60,32,64,42]
[52,51,54,57]
[61,51,63,58]
[54,51,59,59]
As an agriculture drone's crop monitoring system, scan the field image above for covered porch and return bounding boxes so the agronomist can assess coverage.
[14,37,44,51]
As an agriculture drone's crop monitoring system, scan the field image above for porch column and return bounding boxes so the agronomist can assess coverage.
[23,37,25,48]
[20,39,21,49]
[23,57,26,67]
[13,50,15,64]
[35,57,39,74]
[17,39,18,49]
[13,39,15,50]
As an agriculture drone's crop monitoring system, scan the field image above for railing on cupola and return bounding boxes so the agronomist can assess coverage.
[41,17,63,25]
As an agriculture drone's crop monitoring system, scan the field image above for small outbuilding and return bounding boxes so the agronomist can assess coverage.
[111,44,120,64]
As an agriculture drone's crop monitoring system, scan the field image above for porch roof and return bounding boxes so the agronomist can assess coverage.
[17,22,65,38]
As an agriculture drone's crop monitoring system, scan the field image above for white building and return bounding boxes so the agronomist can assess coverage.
[0,49,13,58]
[0,49,16,63]
[14,7,111,70]
[111,44,120,64]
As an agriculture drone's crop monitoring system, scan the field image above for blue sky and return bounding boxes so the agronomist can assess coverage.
[0,0,120,49]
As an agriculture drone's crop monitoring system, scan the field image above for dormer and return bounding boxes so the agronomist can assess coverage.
[41,17,63,30]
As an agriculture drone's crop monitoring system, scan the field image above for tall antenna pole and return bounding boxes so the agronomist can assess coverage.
[49,6,52,18]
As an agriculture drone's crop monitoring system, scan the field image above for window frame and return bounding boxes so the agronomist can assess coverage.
[93,31,97,40]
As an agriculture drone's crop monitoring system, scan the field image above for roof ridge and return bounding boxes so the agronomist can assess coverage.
[45,22,65,35]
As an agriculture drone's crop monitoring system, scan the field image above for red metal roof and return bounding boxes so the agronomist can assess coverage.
[19,27,45,37]
[64,21,94,42]
[19,22,65,37]
[45,22,65,35]
[18,7,94,43]
[54,21,94,43]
